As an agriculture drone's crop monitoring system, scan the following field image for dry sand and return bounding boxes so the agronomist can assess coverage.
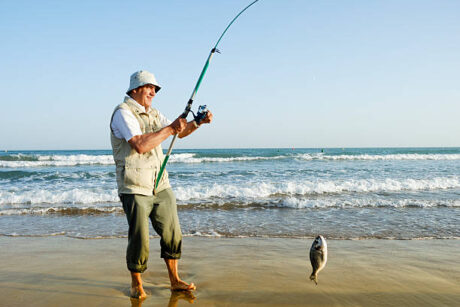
[0,236,459,306]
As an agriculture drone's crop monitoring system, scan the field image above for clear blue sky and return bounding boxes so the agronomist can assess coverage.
[1,0,459,150]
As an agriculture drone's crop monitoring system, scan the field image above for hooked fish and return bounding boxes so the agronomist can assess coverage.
[309,235,328,285]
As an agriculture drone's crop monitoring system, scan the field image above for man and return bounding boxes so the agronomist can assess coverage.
[110,70,212,299]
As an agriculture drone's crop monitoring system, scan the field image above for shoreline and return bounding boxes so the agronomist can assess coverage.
[2,233,460,240]
[1,237,459,306]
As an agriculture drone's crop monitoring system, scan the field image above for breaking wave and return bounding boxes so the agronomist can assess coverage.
[0,206,123,216]
[161,153,460,163]
[0,188,119,205]
[1,152,460,168]
[280,198,460,209]
[174,177,460,201]
[168,153,285,163]
[2,176,457,210]
[1,197,458,216]
[297,153,460,161]
[0,154,114,168]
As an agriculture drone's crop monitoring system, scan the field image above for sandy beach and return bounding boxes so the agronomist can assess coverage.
[0,237,459,306]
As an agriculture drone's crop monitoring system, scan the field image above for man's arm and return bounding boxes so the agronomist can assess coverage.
[177,121,198,139]
[178,111,213,139]
[129,117,186,154]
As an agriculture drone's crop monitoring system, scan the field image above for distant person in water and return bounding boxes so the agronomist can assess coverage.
[110,70,213,299]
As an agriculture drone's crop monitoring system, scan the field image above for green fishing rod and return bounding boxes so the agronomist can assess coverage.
[155,0,260,189]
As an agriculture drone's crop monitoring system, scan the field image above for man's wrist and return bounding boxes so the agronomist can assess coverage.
[192,120,200,128]
[167,126,176,135]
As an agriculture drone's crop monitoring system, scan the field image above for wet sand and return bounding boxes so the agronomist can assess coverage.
[0,237,459,306]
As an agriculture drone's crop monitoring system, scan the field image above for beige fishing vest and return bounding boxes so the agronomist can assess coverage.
[110,96,170,196]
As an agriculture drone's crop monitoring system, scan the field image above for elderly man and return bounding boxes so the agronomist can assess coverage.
[110,70,212,299]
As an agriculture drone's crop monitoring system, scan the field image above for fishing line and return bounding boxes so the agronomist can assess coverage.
[155,0,260,189]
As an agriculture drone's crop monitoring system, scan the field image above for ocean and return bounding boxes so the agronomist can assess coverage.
[0,148,459,240]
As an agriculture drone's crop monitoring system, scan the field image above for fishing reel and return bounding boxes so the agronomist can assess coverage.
[191,105,209,126]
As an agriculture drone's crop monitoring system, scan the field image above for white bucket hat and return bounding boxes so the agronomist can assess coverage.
[126,70,162,94]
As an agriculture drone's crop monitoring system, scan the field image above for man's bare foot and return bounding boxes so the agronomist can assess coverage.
[130,284,147,299]
[130,272,147,299]
[170,279,196,291]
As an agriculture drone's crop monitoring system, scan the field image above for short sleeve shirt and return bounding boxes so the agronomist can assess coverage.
[111,97,172,141]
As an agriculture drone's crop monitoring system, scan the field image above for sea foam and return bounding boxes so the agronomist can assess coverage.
[0,188,119,206]
[1,152,459,168]
[281,197,460,209]
[298,153,460,161]
[0,154,115,168]
[1,176,458,206]
[174,176,460,200]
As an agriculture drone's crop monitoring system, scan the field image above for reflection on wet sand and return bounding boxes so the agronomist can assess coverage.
[129,290,196,307]
[130,297,145,307]
[168,291,196,307]
[2,237,459,306]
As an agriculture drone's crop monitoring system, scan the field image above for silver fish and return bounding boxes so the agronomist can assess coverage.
[309,235,328,285]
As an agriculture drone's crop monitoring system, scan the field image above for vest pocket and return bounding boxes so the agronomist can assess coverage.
[123,159,156,190]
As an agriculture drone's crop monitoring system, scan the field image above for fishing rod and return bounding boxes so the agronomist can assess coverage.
[155,0,260,189]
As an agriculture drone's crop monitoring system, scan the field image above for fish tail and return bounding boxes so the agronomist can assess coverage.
[309,274,318,285]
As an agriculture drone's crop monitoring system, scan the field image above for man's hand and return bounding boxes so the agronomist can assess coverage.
[176,110,213,139]
[169,117,187,135]
[200,110,213,124]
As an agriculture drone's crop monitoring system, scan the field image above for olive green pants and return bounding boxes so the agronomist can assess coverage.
[121,188,182,273]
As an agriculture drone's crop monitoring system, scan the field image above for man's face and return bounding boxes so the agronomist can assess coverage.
[131,84,157,110]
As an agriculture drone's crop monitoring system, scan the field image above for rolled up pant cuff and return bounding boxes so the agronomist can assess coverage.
[128,263,147,273]
[161,252,181,259]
